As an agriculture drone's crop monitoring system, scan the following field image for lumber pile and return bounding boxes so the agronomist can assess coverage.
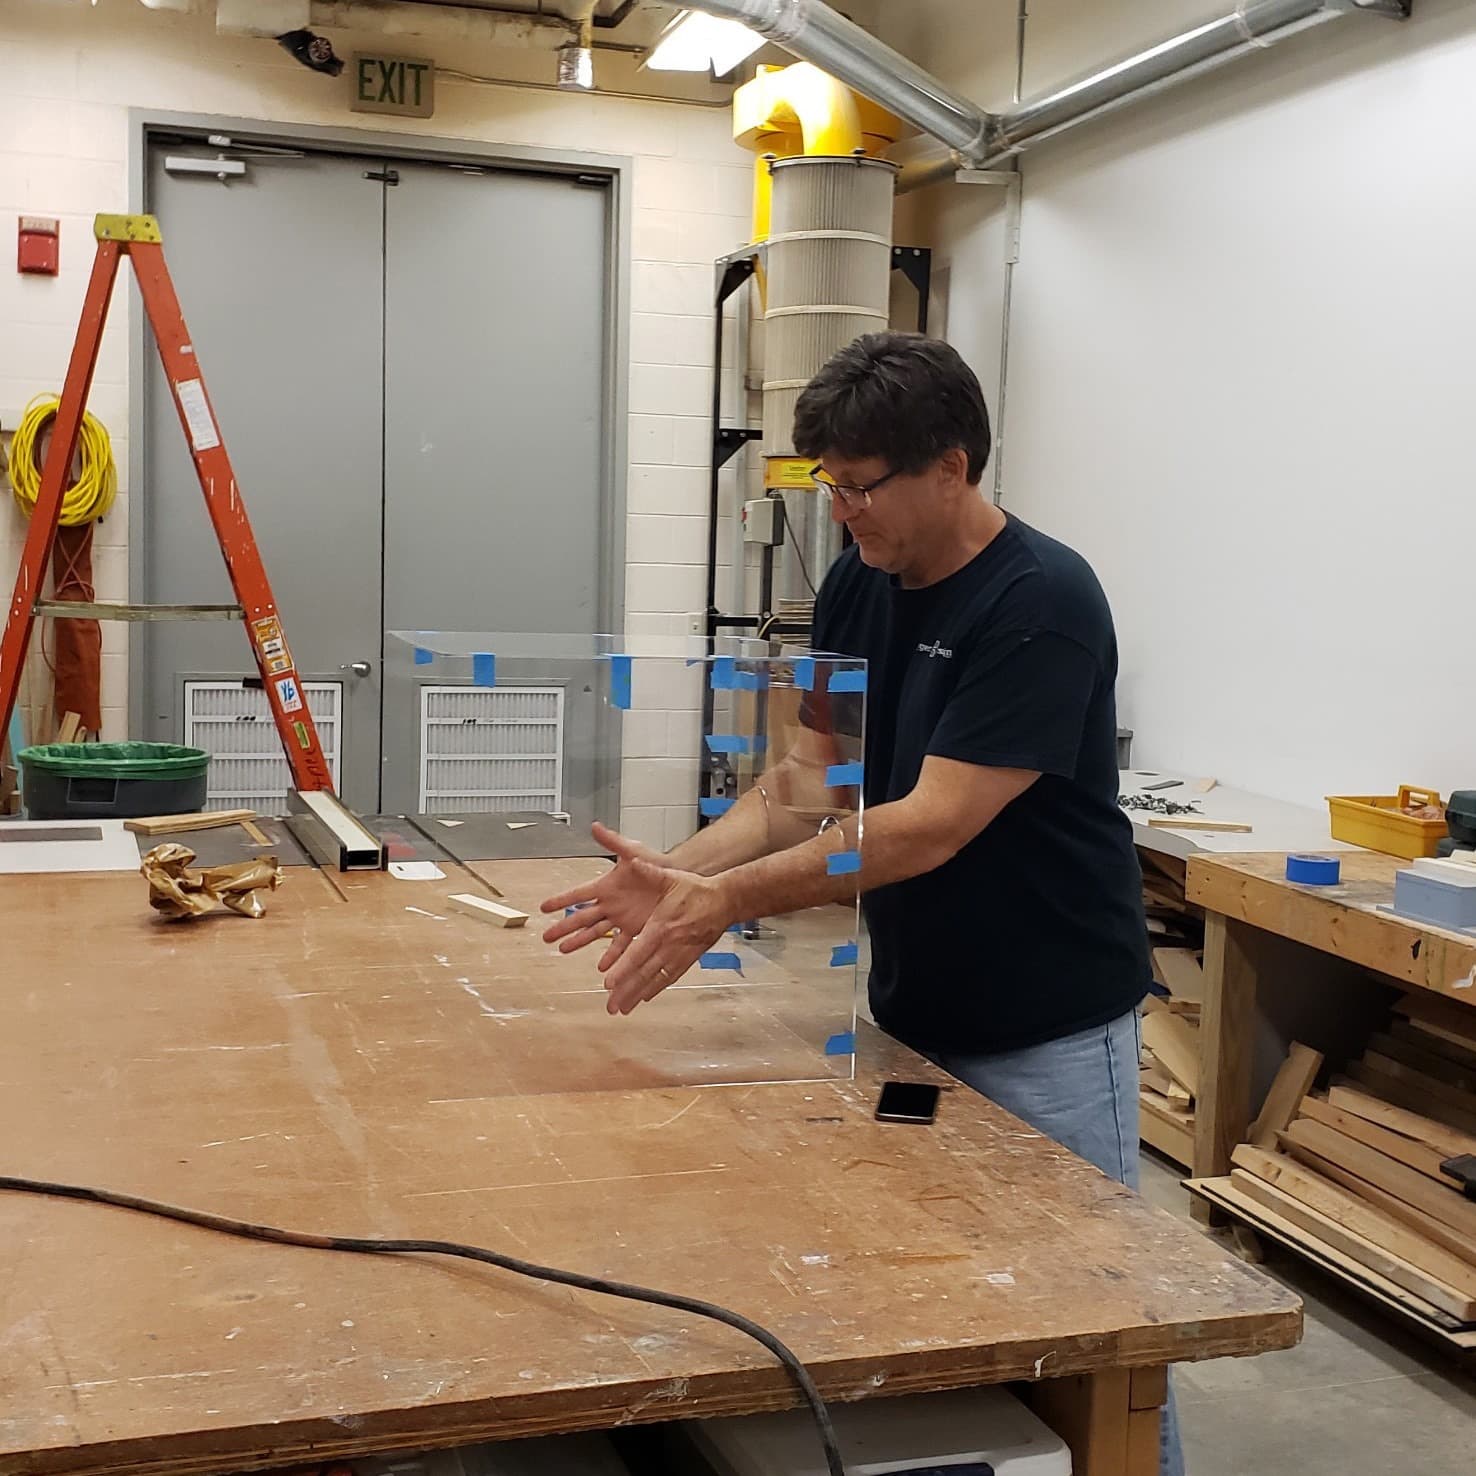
[1136,849,1205,1166]
[1220,1000,1476,1333]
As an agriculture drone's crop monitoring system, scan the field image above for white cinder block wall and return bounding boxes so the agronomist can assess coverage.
[0,0,759,847]
[883,0,1476,809]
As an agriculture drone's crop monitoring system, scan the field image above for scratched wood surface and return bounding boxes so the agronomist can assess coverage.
[0,864,1299,1476]
[1187,850,1476,1002]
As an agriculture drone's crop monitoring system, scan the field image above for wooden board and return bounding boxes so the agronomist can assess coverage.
[1151,947,1204,1005]
[1343,1061,1476,1137]
[1147,817,1252,833]
[1247,1043,1322,1149]
[1395,989,1476,1047]
[1140,1010,1199,1097]
[1188,1177,1476,1349]
[1140,1090,1194,1167]
[0,866,1300,1476]
[1187,850,1476,1004]
[1328,1082,1476,1160]
[1392,1018,1476,1074]
[124,809,255,836]
[1297,1095,1457,1186]
[1279,1119,1476,1242]
[447,892,529,928]
[1229,1151,1476,1315]
[1362,1051,1476,1116]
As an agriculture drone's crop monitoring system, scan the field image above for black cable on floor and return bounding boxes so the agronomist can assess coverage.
[0,1175,846,1476]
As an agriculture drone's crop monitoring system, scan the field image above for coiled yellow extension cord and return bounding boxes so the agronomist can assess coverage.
[7,394,117,527]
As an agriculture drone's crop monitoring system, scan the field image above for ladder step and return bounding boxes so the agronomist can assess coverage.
[32,600,246,622]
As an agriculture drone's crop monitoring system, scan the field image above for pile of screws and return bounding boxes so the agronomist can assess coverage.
[1119,794,1202,817]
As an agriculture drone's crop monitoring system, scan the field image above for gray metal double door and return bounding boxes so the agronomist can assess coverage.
[140,141,613,815]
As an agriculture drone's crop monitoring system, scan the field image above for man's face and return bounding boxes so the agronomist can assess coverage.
[815,452,950,576]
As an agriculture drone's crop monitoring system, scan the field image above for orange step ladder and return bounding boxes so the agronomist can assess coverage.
[0,213,334,794]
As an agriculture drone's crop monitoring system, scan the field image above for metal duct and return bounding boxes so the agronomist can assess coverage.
[763,155,896,603]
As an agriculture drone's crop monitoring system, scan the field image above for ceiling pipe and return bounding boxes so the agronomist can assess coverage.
[684,0,1409,193]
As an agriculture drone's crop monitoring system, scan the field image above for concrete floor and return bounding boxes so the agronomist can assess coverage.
[1139,1150,1476,1476]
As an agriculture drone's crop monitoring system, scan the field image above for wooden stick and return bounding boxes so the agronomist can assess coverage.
[1141,1010,1200,1098]
[124,809,255,836]
[55,711,81,745]
[1248,1043,1323,1149]
[1328,1083,1476,1161]
[1146,817,1252,833]
[240,819,271,847]
[1343,1062,1476,1138]
[447,892,528,929]
[1298,1095,1459,1187]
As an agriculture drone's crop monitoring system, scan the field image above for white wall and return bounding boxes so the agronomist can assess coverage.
[885,0,1476,808]
[0,0,759,845]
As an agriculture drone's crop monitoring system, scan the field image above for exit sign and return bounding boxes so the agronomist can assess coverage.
[351,54,435,118]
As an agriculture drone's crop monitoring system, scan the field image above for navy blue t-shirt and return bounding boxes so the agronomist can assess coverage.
[811,517,1149,1055]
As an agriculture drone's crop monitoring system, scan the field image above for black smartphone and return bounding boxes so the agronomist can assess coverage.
[875,1080,940,1124]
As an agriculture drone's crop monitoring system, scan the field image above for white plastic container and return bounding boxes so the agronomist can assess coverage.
[684,1386,1072,1475]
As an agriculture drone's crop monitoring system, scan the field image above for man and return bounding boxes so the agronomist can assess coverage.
[542,332,1180,1476]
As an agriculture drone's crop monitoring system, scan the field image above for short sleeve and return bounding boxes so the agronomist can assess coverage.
[927,630,1099,778]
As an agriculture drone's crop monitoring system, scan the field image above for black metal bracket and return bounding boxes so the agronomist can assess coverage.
[1441,1153,1476,1200]
[714,426,761,468]
[892,245,933,334]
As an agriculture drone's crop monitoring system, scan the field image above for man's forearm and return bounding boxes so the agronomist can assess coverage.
[716,799,952,922]
[664,784,772,875]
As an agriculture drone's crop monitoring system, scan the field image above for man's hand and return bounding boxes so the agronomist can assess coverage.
[540,823,734,1014]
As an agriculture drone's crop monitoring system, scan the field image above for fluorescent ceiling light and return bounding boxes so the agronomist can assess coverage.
[646,10,764,77]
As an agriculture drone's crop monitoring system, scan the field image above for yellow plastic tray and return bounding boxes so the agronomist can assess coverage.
[1326,784,1448,860]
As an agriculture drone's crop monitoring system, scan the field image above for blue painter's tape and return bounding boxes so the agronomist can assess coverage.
[824,1031,856,1057]
[609,654,632,710]
[826,849,861,876]
[699,951,742,972]
[705,733,745,755]
[472,653,496,688]
[699,795,735,817]
[413,647,433,666]
[827,668,867,694]
[734,669,770,691]
[826,761,864,788]
[1287,853,1341,885]
[830,941,858,967]
[710,657,738,690]
[793,656,814,691]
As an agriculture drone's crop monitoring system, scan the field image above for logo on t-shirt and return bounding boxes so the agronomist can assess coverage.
[916,639,954,659]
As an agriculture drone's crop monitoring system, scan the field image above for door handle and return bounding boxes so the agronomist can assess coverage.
[344,660,372,678]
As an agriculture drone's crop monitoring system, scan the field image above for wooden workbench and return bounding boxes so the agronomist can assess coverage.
[0,861,1299,1476]
[1187,848,1476,1187]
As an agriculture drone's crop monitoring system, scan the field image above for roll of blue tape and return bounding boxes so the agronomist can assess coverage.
[1286,853,1341,885]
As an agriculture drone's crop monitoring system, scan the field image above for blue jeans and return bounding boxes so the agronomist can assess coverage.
[926,1010,1185,1476]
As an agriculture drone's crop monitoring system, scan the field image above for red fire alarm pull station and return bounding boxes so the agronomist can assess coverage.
[18,217,60,276]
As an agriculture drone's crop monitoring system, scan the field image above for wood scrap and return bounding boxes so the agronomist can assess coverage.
[1392,1018,1476,1074]
[1368,1031,1476,1093]
[1140,1090,1194,1165]
[1228,1160,1476,1320]
[1278,1118,1476,1242]
[1297,1095,1459,1187]
[240,819,272,847]
[1141,1010,1200,1097]
[1151,947,1205,1005]
[1394,991,1476,1049]
[1328,1083,1476,1161]
[1363,1051,1476,1116]
[55,711,81,745]
[125,809,255,836]
[447,892,528,929]
[1343,1062,1476,1137]
[1248,1043,1323,1149]
[1146,817,1252,833]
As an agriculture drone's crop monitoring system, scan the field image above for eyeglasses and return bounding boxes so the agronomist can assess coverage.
[809,464,901,511]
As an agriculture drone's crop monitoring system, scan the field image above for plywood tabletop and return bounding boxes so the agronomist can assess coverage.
[1186,850,1476,1001]
[0,864,1299,1476]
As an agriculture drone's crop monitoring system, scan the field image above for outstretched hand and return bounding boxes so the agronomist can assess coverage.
[540,822,735,1015]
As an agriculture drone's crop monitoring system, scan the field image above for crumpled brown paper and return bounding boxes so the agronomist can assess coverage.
[141,842,282,920]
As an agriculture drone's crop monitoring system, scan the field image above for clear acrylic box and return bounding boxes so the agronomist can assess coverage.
[381,631,866,1085]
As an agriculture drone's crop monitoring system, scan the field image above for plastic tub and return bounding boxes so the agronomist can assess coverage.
[18,742,210,821]
[1326,784,1448,860]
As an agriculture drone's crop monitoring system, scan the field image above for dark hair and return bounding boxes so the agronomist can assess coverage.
[792,332,992,484]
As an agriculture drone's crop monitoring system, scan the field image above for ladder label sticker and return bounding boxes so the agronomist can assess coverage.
[274,675,304,714]
[251,616,293,675]
[175,378,221,452]
[293,720,311,750]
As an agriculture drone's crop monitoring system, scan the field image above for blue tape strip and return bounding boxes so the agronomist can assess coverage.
[472,653,496,688]
[699,795,735,817]
[826,761,864,788]
[705,733,745,755]
[830,941,858,967]
[734,670,770,691]
[699,951,742,972]
[828,668,867,694]
[413,647,433,666]
[826,849,861,876]
[793,657,814,691]
[824,1031,856,1057]
[609,654,632,710]
[710,657,738,690]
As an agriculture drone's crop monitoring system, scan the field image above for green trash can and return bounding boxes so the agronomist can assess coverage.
[17,742,211,821]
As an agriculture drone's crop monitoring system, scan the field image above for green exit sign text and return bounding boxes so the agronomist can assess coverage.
[351,54,435,118]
